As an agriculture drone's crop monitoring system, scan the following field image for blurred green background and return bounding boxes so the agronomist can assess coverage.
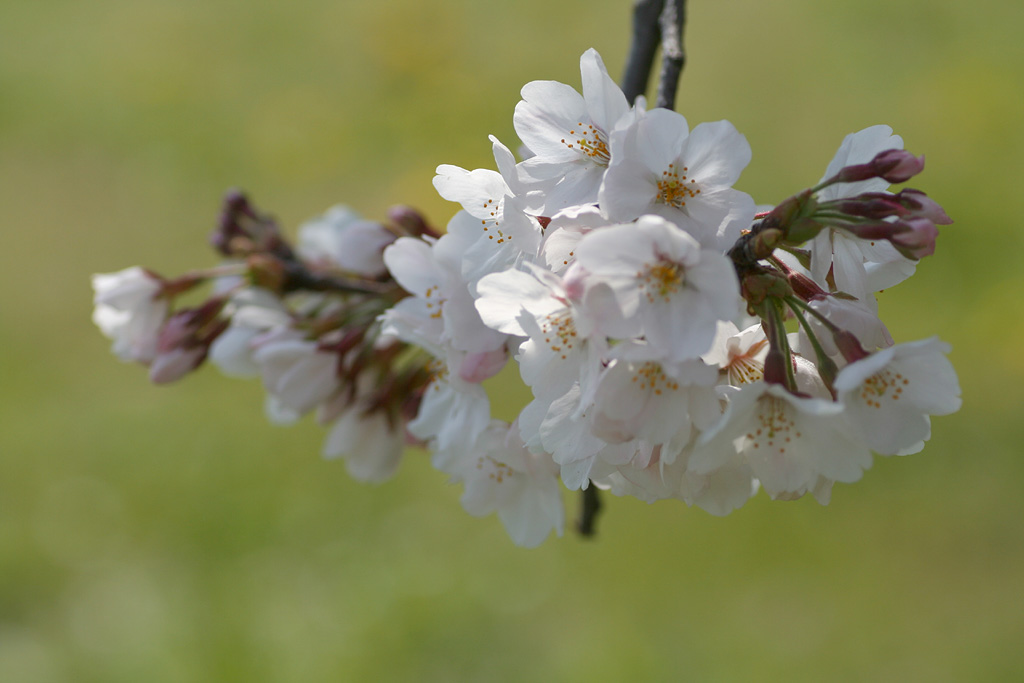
[2,0,1022,680]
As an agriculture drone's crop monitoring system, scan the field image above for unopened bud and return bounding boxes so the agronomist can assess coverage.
[834,329,870,364]
[836,217,939,260]
[894,189,952,225]
[388,205,440,239]
[765,190,821,245]
[833,194,906,220]
[156,299,224,351]
[871,149,925,183]
[212,190,253,256]
[787,270,827,301]
[837,221,897,242]
[149,346,207,384]
[889,217,939,260]
[833,149,925,184]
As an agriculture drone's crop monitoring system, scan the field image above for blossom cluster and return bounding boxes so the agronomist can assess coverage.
[92,49,960,547]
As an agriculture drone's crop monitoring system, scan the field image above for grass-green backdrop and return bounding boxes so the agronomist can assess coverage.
[2,0,1021,680]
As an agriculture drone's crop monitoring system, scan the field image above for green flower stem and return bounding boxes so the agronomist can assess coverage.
[785,296,838,397]
[763,299,798,393]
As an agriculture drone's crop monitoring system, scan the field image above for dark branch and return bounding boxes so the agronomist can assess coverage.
[655,0,687,110]
[621,0,665,104]
[281,261,401,297]
[576,484,603,538]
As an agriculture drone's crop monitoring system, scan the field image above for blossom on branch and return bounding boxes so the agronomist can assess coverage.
[92,267,168,364]
[90,44,961,547]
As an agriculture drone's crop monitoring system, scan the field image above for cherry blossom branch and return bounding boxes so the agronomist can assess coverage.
[655,0,687,110]
[577,485,603,537]
[622,0,664,104]
[89,34,962,548]
[275,260,402,297]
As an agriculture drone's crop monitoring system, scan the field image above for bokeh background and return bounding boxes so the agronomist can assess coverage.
[2,0,1022,680]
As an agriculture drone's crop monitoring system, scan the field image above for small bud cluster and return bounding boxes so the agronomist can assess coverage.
[92,49,960,547]
[95,197,441,482]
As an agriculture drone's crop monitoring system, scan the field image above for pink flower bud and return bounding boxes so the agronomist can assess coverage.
[834,194,906,220]
[871,149,925,183]
[835,217,939,260]
[155,298,227,353]
[388,205,441,239]
[838,221,899,242]
[832,149,925,184]
[890,217,939,259]
[895,189,952,225]
[834,330,870,363]
[787,270,828,301]
[149,346,207,384]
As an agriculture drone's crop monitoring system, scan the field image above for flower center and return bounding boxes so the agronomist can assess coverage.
[631,362,679,396]
[423,285,446,319]
[476,456,514,484]
[729,356,764,385]
[859,369,909,408]
[540,309,578,360]
[561,121,611,165]
[727,339,768,385]
[479,197,512,244]
[656,164,700,208]
[745,397,803,455]
[425,357,449,381]
[637,257,685,303]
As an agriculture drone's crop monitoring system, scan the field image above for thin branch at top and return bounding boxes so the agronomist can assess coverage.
[655,0,687,110]
[621,0,665,104]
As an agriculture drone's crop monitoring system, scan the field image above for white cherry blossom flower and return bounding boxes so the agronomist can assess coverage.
[209,288,291,378]
[380,230,512,469]
[297,205,397,278]
[572,215,741,363]
[691,382,872,501]
[819,124,903,200]
[833,337,961,455]
[513,48,635,214]
[408,366,491,458]
[251,329,339,417]
[92,266,168,364]
[381,231,506,359]
[702,321,769,387]
[599,109,756,251]
[319,400,404,483]
[540,204,611,275]
[606,446,756,516]
[433,139,544,283]
[524,385,634,491]
[591,342,720,466]
[449,421,565,548]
